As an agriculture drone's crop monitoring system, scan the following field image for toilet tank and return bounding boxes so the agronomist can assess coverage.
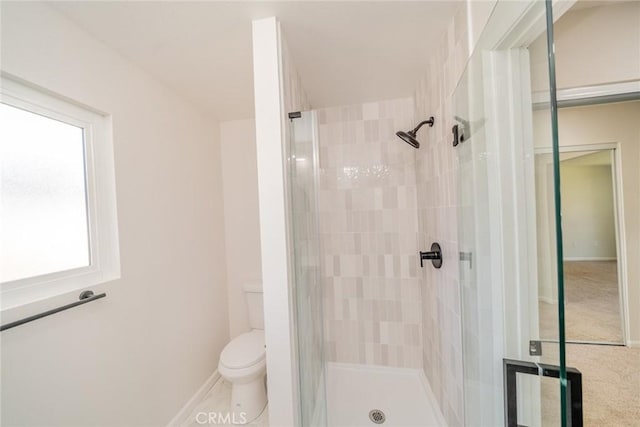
[244,284,264,330]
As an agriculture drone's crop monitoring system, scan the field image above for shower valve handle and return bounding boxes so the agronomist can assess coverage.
[420,243,442,269]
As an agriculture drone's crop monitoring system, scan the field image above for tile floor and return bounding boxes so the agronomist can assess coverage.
[181,377,269,427]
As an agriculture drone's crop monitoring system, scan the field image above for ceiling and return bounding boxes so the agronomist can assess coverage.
[50,1,460,121]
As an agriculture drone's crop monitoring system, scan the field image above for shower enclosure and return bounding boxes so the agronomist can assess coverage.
[284,1,583,426]
[288,98,445,426]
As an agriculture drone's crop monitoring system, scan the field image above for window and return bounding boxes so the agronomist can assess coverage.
[0,76,119,310]
[1,103,90,281]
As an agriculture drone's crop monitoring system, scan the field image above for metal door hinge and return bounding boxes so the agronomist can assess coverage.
[529,340,542,356]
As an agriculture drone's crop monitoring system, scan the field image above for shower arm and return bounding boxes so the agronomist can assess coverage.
[410,117,435,134]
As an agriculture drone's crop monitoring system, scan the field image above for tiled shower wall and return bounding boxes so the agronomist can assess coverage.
[318,98,423,369]
[414,4,468,426]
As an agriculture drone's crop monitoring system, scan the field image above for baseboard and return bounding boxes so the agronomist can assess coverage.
[538,296,557,305]
[628,340,640,348]
[563,257,617,262]
[418,371,448,427]
[167,370,220,427]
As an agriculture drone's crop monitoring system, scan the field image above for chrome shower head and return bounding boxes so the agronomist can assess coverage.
[396,116,435,149]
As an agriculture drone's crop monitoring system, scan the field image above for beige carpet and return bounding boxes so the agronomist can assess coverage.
[541,343,640,426]
[537,262,638,426]
[539,261,623,343]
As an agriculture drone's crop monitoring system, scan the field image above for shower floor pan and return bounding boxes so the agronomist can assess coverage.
[327,363,445,426]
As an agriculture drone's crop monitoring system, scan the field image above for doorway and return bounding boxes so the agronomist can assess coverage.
[535,147,625,345]
[532,99,640,426]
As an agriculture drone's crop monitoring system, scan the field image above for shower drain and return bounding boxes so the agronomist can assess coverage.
[368,409,386,424]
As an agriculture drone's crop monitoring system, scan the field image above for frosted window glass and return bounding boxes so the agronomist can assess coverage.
[1,102,90,283]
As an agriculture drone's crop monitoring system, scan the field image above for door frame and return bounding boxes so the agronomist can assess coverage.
[477,0,578,363]
[532,81,640,107]
[533,141,629,346]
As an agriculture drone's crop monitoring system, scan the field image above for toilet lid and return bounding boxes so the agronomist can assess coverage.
[220,330,265,369]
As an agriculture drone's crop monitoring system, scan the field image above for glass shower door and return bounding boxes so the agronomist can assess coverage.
[287,111,327,426]
[534,3,577,426]
[454,1,579,426]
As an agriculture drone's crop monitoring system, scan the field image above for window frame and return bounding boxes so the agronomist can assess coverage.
[0,75,120,310]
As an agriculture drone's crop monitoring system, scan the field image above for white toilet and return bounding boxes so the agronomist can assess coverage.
[218,285,267,423]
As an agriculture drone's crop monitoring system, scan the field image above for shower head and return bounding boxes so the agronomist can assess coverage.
[396,116,435,149]
[396,130,421,148]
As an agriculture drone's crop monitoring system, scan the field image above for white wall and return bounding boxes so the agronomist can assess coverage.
[1,2,229,425]
[561,163,617,260]
[219,119,262,339]
[466,0,497,56]
[530,1,640,91]
[252,17,295,427]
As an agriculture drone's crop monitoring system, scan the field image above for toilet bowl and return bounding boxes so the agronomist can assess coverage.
[218,285,267,423]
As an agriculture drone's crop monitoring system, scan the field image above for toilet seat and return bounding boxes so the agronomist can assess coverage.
[220,330,265,369]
